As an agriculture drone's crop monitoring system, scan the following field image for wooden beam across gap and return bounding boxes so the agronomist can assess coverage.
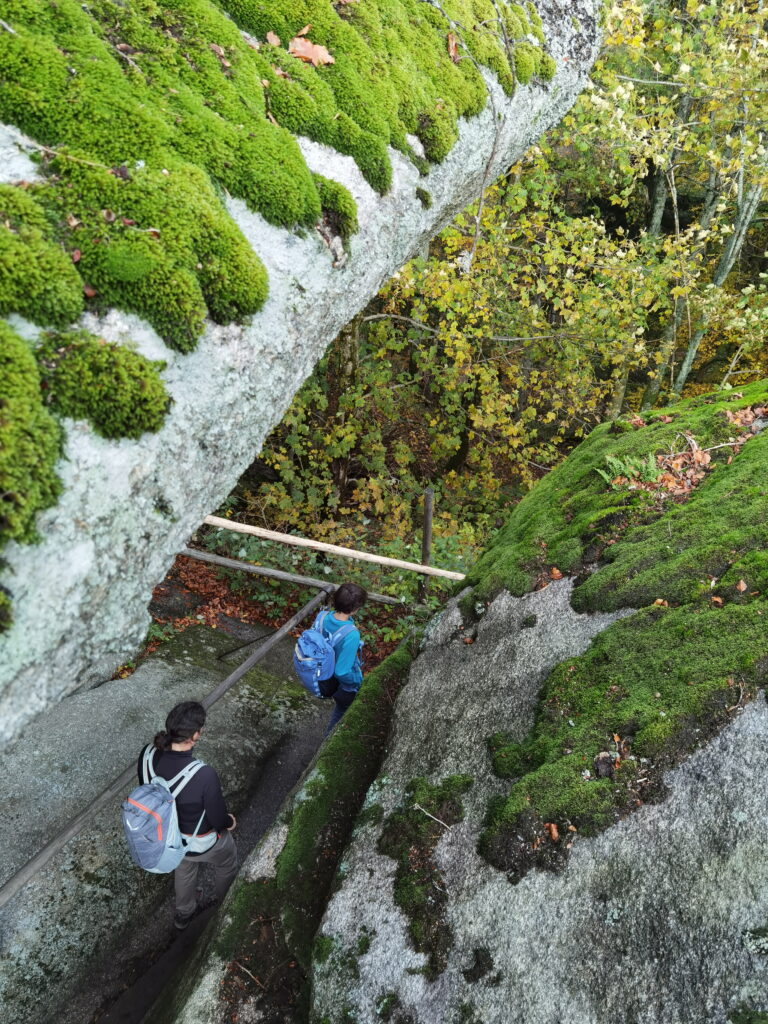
[203,515,466,581]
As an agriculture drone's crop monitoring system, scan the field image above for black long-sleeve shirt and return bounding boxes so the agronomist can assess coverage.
[136,745,230,837]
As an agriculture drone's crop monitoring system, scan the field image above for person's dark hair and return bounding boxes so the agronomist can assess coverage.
[333,582,367,614]
[154,701,206,751]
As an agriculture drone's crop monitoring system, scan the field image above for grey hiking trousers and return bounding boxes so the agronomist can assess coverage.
[174,829,238,916]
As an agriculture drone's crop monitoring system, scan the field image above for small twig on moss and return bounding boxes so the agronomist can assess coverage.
[668,440,749,459]
[233,960,266,990]
[726,684,744,713]
[0,18,17,34]
[413,802,451,830]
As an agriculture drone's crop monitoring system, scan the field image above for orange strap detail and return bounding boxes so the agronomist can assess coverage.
[127,798,163,842]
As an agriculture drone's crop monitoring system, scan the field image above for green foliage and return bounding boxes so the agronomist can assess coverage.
[378,774,473,979]
[0,322,62,629]
[594,452,660,488]
[36,331,169,439]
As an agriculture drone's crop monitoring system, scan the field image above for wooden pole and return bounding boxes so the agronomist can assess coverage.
[203,515,465,581]
[418,488,435,602]
[181,547,402,606]
[0,588,330,911]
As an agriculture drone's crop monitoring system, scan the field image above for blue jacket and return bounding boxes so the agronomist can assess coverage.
[322,613,363,690]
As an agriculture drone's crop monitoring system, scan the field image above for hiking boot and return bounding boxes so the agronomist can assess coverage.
[173,909,196,931]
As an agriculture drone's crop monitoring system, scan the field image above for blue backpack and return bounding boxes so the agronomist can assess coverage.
[121,746,207,873]
[293,610,357,697]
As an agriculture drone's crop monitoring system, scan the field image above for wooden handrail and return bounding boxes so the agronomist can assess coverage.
[204,516,466,581]
[181,547,403,605]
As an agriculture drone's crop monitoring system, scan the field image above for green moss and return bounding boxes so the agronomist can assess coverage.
[0,0,554,360]
[463,381,768,607]
[312,174,359,242]
[0,185,84,327]
[730,1009,768,1024]
[313,935,334,964]
[36,330,168,439]
[514,42,541,85]
[376,993,400,1020]
[0,322,62,629]
[416,187,432,209]
[539,53,557,80]
[378,774,473,980]
[469,381,768,880]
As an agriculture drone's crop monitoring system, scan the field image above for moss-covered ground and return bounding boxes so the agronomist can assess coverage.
[466,381,768,878]
[156,640,415,1023]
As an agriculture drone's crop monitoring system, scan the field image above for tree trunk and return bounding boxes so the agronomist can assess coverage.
[673,178,764,394]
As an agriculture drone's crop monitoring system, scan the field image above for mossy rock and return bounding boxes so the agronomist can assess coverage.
[312,173,359,242]
[0,0,554,358]
[36,330,169,440]
[0,185,84,328]
[378,774,473,979]
[0,322,62,627]
[471,380,768,880]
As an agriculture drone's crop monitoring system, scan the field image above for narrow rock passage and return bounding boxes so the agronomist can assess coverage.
[94,719,325,1024]
[0,606,326,1024]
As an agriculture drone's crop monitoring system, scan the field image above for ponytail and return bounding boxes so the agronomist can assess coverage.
[153,729,171,751]
[153,701,206,751]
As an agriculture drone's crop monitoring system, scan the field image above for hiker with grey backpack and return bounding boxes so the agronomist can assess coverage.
[293,582,367,734]
[122,701,238,930]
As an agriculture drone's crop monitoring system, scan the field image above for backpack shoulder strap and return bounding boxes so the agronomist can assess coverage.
[167,759,206,796]
[328,621,356,648]
[314,610,330,633]
[141,745,156,786]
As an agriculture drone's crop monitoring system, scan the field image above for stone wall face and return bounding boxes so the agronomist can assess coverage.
[312,586,768,1024]
[0,1,602,750]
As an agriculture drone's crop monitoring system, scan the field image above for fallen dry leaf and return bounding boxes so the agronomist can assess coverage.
[550,567,563,580]
[297,23,311,36]
[544,822,560,842]
[288,35,334,66]
[83,283,97,298]
[711,596,724,607]
[629,415,645,428]
[209,43,226,57]
[266,31,281,46]
[447,31,459,63]
[653,599,669,607]
[71,249,81,263]
[735,579,748,592]
[65,213,81,228]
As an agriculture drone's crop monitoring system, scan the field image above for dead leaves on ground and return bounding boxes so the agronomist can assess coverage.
[265,25,335,67]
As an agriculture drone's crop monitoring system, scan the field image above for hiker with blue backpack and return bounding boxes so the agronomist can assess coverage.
[294,582,367,734]
[124,701,238,930]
